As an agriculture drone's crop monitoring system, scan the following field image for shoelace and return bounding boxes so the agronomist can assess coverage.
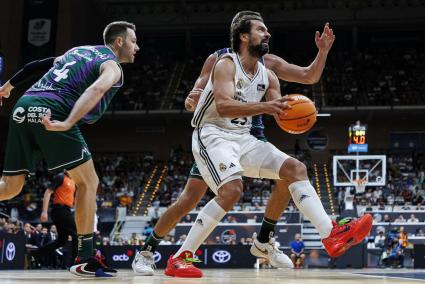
[268,238,283,255]
[330,218,355,236]
[139,253,156,269]
[181,256,202,266]
[338,217,354,225]
[94,254,108,268]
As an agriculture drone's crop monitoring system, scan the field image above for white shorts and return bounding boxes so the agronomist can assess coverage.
[192,125,290,194]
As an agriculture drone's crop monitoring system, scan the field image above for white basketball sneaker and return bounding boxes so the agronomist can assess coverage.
[132,251,155,276]
[250,232,294,269]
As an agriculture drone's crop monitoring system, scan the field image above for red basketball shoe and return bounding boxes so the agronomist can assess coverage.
[164,250,203,278]
[322,214,373,258]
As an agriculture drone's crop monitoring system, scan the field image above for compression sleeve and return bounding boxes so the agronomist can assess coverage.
[9,57,55,86]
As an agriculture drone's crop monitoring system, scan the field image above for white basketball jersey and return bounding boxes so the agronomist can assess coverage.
[191,52,269,134]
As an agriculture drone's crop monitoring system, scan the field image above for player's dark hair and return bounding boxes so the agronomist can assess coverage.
[230,11,263,53]
[103,21,136,45]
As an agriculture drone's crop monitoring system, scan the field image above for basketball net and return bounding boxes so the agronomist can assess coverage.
[354,178,367,194]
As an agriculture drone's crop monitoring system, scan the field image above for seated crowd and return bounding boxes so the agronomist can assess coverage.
[0,147,423,270]
[109,44,425,111]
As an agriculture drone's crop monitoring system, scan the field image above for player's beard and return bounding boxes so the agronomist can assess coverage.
[121,42,134,63]
[248,41,269,58]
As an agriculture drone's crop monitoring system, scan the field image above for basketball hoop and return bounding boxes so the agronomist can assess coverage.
[354,178,367,194]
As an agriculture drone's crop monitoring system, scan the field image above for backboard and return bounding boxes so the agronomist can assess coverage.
[333,155,386,191]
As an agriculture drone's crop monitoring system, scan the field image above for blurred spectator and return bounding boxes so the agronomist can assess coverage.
[365,203,373,211]
[407,214,419,223]
[143,222,154,237]
[374,231,386,249]
[378,202,386,210]
[383,214,391,223]
[129,233,142,246]
[223,215,237,223]
[382,241,404,268]
[181,215,192,223]
[159,235,173,245]
[413,192,424,205]
[176,234,186,245]
[398,227,408,249]
[394,214,406,223]
[290,234,305,269]
[415,229,425,236]
[401,202,411,210]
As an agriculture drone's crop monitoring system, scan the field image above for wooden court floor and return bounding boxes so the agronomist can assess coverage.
[0,268,424,283]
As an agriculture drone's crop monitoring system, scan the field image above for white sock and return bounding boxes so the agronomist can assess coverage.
[288,180,333,239]
[174,199,227,258]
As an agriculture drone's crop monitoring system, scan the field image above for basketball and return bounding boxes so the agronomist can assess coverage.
[277,94,317,134]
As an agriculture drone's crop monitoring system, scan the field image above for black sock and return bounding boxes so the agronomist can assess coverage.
[142,231,163,252]
[258,217,277,243]
[77,233,94,259]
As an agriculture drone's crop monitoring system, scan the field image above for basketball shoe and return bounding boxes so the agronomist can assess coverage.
[132,251,155,276]
[322,214,373,258]
[250,232,294,268]
[70,255,117,277]
[94,250,118,276]
[164,250,203,278]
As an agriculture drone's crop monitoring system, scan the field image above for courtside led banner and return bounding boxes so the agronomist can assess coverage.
[0,232,26,269]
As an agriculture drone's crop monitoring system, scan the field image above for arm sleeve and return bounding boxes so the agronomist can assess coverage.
[9,57,55,86]
[50,173,65,191]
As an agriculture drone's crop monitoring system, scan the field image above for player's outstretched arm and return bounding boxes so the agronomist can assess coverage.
[214,58,291,118]
[42,60,121,131]
[264,23,335,84]
[185,53,218,112]
[0,57,57,106]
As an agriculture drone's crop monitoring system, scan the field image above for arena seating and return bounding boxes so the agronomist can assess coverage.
[109,46,425,111]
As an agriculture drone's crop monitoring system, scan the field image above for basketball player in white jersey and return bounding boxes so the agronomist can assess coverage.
[164,12,373,278]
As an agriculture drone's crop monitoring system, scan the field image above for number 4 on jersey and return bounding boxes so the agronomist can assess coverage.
[53,61,76,82]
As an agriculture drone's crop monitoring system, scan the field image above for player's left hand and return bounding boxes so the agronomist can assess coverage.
[315,23,335,53]
[40,212,48,222]
[0,81,14,107]
[185,88,203,112]
[41,110,72,131]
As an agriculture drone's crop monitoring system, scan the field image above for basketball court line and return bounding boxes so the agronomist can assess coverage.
[1,269,425,283]
[348,271,425,282]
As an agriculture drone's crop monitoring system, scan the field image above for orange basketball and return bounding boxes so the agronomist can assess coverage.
[277,94,317,134]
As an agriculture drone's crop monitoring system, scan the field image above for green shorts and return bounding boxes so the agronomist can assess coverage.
[3,94,92,176]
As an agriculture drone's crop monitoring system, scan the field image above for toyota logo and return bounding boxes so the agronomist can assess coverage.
[6,242,16,261]
[212,250,231,263]
[153,251,162,263]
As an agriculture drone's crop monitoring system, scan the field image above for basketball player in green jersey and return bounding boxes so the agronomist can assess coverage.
[0,21,139,277]
[132,11,336,275]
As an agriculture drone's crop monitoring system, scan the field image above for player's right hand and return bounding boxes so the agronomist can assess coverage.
[263,95,293,115]
[185,88,203,112]
[40,212,48,222]
[41,110,73,131]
